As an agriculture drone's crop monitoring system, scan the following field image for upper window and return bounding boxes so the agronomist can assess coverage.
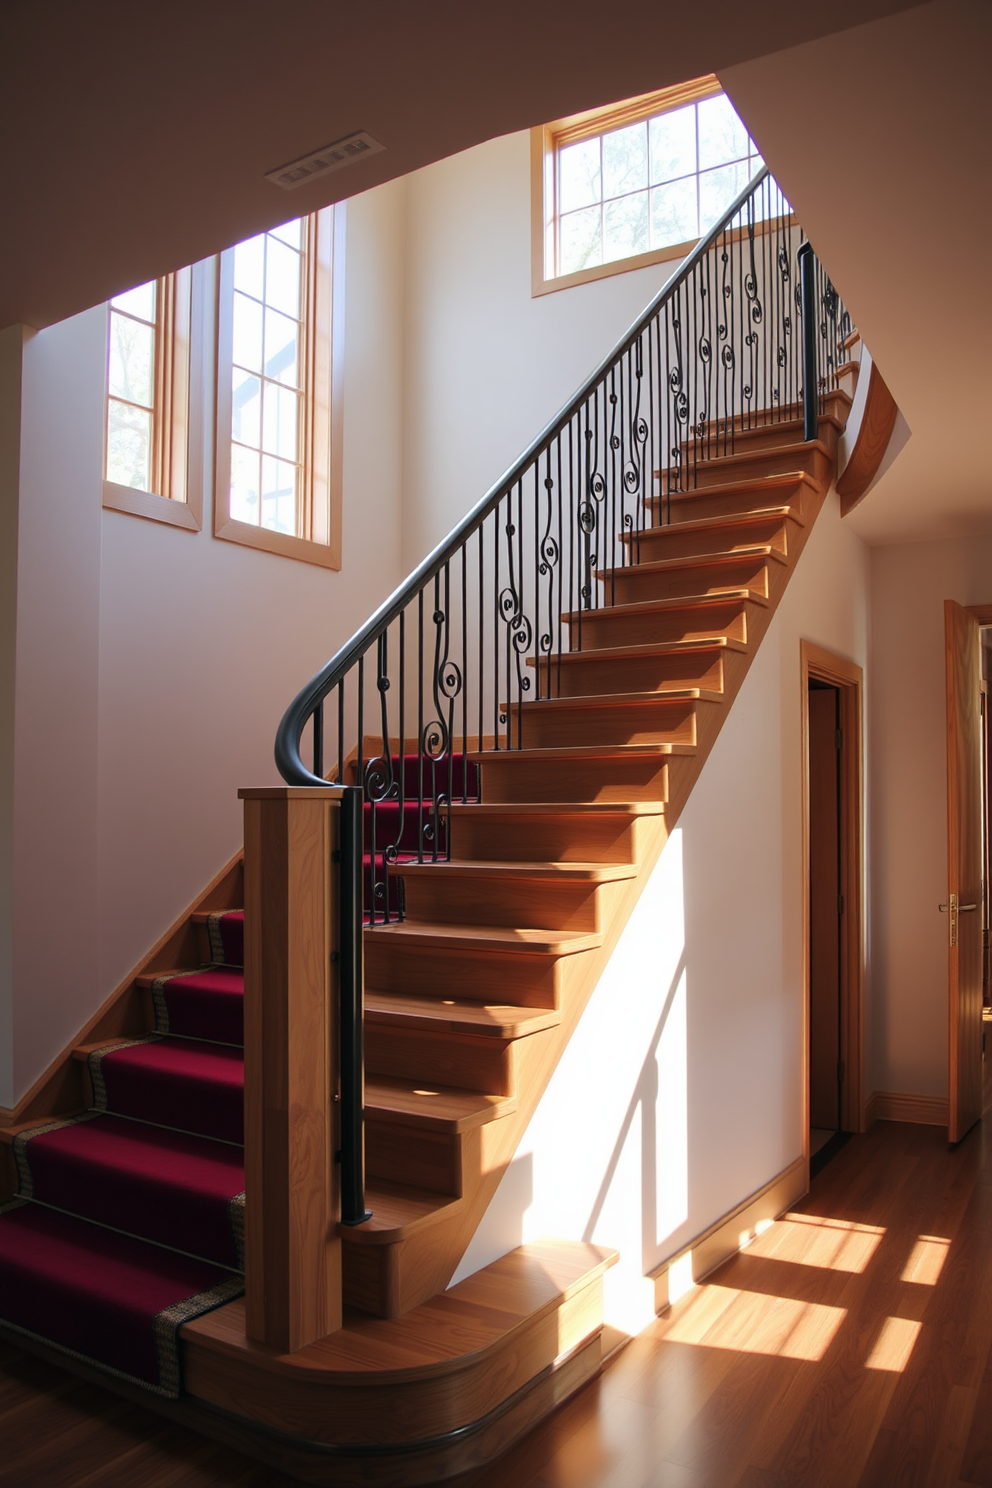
[103,267,201,530]
[214,206,343,569]
[533,77,764,295]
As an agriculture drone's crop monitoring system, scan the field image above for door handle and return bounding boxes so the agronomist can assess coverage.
[939,894,979,946]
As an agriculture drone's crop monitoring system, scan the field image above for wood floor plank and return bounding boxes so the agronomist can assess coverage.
[5,1120,992,1487]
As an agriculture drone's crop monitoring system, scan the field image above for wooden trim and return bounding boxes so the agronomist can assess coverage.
[546,75,722,148]
[0,849,243,1129]
[965,604,992,626]
[866,1091,950,1126]
[836,361,899,514]
[102,480,200,530]
[800,642,866,1178]
[650,1156,807,1311]
[214,207,342,570]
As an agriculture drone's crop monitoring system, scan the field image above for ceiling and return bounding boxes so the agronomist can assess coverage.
[722,0,992,545]
[2,0,923,331]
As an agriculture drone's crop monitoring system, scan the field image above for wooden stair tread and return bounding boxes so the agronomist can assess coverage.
[563,588,768,626]
[598,543,787,580]
[365,920,603,957]
[446,800,666,817]
[71,1037,149,1063]
[135,968,212,988]
[470,742,695,763]
[511,687,723,710]
[529,636,748,668]
[364,993,561,1039]
[341,1181,463,1243]
[622,504,805,542]
[651,468,820,506]
[181,1239,617,1379]
[395,858,637,882]
[365,1076,514,1132]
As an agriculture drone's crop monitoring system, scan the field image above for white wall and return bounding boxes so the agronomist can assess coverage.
[4,181,408,1106]
[400,131,686,570]
[868,535,992,1101]
[452,497,870,1331]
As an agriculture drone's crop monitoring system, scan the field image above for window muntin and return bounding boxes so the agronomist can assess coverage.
[536,79,767,293]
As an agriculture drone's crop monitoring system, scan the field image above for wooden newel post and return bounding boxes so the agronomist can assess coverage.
[238,786,343,1352]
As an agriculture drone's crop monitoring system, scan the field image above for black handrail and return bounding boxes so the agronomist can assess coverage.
[276,165,788,789]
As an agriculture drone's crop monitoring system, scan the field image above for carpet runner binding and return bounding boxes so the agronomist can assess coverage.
[0,913,247,1396]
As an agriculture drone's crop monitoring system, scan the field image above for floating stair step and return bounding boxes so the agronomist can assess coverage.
[562,590,762,651]
[624,505,803,562]
[659,438,832,493]
[339,1181,464,1244]
[447,798,663,865]
[651,468,819,525]
[12,1113,244,1269]
[474,741,684,806]
[364,992,561,1039]
[507,690,717,751]
[531,636,743,697]
[365,1076,515,1134]
[365,920,602,958]
[396,858,637,883]
[599,545,784,606]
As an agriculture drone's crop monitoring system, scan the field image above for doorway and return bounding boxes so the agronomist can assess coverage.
[801,642,864,1181]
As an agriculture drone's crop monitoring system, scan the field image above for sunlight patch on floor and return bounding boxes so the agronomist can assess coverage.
[900,1235,950,1285]
[663,1283,846,1361]
[743,1211,885,1273]
[865,1315,922,1371]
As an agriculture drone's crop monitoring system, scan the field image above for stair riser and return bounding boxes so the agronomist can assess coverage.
[452,813,640,864]
[515,701,697,751]
[400,876,601,933]
[677,420,812,459]
[365,941,562,1009]
[535,650,724,697]
[366,1026,513,1097]
[479,754,670,804]
[565,602,748,651]
[657,485,808,526]
[605,559,770,606]
[627,518,791,565]
[365,1121,461,1196]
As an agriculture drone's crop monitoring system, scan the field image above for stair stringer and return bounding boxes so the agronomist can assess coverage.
[345,459,834,1318]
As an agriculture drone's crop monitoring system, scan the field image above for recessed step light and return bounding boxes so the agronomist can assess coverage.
[265,131,384,190]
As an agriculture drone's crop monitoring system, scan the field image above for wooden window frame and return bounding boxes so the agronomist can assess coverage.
[103,266,203,532]
[532,76,770,297]
[214,206,344,570]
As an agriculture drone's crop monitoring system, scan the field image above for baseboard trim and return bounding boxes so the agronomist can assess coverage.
[650,1155,807,1312]
[866,1091,948,1127]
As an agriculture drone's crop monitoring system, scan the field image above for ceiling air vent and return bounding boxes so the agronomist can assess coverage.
[265,131,384,191]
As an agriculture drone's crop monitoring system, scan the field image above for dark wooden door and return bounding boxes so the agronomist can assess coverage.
[809,685,841,1130]
[945,600,984,1144]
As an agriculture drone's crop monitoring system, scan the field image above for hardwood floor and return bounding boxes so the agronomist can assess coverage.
[4,1115,992,1486]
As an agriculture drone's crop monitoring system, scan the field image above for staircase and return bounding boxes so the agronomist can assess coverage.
[0,169,853,1481]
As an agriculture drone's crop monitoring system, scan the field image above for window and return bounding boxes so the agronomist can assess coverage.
[532,77,765,295]
[214,206,343,568]
[103,267,201,530]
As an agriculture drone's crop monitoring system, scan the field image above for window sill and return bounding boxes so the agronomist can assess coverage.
[214,515,341,570]
[533,239,695,298]
[102,480,201,531]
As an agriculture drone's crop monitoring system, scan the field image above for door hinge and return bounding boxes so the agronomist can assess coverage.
[838,894,844,915]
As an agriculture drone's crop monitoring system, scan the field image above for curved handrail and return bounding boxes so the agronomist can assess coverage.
[275,167,776,788]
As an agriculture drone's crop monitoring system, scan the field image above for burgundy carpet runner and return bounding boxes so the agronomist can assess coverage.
[0,912,247,1396]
